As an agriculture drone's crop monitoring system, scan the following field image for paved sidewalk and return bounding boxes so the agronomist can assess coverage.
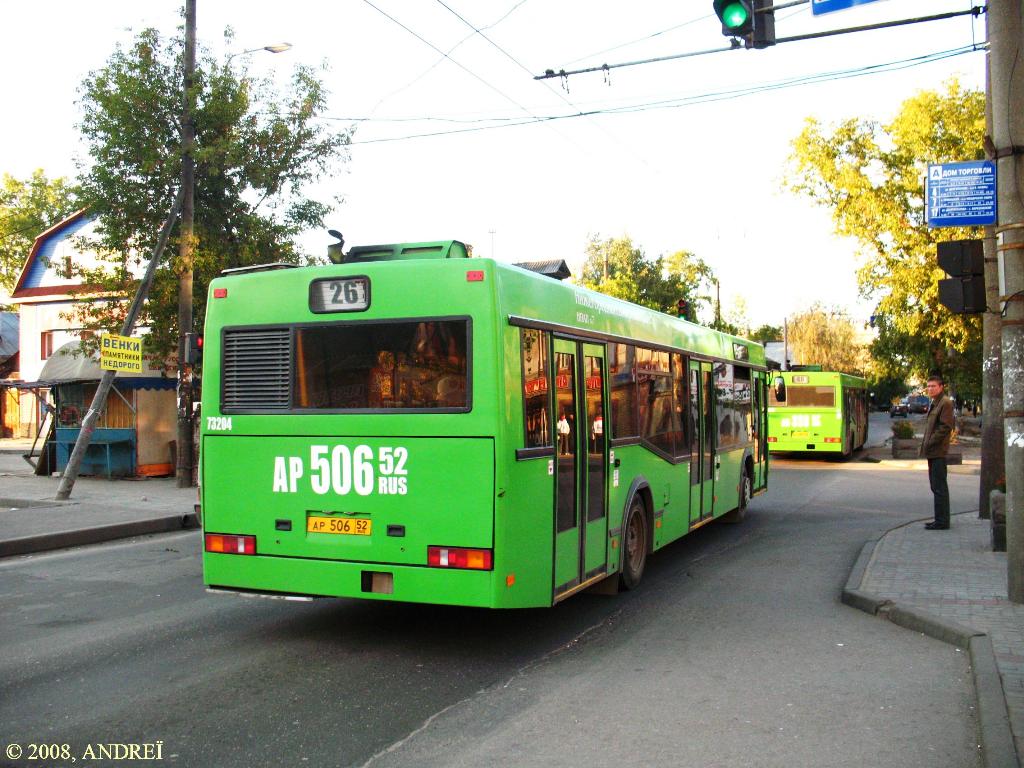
[0,444,198,557]
[860,511,1024,762]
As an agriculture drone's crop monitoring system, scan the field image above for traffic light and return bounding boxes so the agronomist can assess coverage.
[183,332,203,365]
[751,0,776,48]
[677,298,689,320]
[714,0,753,37]
[713,0,775,47]
[936,239,986,314]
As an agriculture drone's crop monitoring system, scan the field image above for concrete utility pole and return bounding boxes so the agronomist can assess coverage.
[56,191,185,501]
[782,317,789,371]
[176,0,196,488]
[988,0,1024,601]
[980,54,1004,530]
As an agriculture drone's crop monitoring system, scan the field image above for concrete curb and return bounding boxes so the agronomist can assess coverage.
[842,529,1020,768]
[0,512,200,558]
[973,634,1021,768]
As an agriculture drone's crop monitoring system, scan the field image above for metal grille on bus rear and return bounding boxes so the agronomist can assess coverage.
[222,328,291,410]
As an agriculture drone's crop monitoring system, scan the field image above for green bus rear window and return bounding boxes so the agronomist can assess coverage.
[294,320,468,410]
[780,385,835,408]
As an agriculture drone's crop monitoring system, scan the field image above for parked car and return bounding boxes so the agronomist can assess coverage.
[908,395,930,414]
[891,398,910,418]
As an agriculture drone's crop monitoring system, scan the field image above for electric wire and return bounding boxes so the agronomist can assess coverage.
[430,0,661,172]
[360,0,542,122]
[366,0,530,114]
[560,13,714,68]
[361,0,601,158]
[536,6,983,80]
[325,44,981,145]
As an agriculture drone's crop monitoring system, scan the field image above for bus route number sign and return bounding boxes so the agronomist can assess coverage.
[309,276,370,313]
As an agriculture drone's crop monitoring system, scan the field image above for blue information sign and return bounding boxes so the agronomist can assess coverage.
[811,0,882,15]
[926,161,997,228]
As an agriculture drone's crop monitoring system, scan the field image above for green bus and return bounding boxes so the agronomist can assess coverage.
[766,369,868,457]
[199,240,769,608]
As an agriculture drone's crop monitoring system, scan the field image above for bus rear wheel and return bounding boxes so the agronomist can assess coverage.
[842,431,854,460]
[722,467,751,524]
[620,497,648,591]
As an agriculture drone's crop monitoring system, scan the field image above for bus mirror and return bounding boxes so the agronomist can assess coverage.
[772,376,786,401]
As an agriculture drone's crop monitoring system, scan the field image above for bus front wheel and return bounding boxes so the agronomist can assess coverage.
[620,497,648,591]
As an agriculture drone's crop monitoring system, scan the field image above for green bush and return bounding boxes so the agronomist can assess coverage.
[891,421,915,439]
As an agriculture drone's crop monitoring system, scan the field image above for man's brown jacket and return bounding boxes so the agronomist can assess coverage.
[919,394,955,459]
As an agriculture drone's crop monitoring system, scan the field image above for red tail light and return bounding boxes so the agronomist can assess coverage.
[766,436,778,443]
[824,437,841,443]
[205,533,256,554]
[427,546,493,570]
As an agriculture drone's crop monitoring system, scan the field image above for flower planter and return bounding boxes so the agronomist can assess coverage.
[891,438,920,459]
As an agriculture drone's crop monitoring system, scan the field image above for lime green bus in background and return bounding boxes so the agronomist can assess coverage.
[199,240,769,608]
[766,368,868,457]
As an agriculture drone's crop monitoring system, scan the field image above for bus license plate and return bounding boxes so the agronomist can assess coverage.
[307,516,372,535]
[792,431,809,438]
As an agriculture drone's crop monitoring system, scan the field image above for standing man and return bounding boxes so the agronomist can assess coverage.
[920,374,956,530]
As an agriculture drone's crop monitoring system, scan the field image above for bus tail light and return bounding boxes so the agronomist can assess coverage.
[824,437,841,443]
[466,270,485,282]
[766,436,778,443]
[205,533,256,555]
[427,546,493,570]
[213,287,228,298]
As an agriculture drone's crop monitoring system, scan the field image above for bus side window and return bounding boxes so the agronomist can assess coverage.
[520,329,551,448]
[608,343,638,439]
[672,353,688,458]
[734,366,753,445]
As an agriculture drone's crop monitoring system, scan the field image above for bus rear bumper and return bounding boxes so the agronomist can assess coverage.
[203,552,499,607]
[769,441,843,453]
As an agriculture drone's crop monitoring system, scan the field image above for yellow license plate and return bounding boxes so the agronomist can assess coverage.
[792,431,809,438]
[307,516,372,536]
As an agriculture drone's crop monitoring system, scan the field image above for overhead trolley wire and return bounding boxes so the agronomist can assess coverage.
[361,0,599,156]
[535,6,984,81]
[366,0,531,113]
[335,44,981,145]
[360,0,541,121]
[561,13,715,68]
[431,0,664,172]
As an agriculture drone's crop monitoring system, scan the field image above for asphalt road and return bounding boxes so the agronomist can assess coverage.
[1,457,981,768]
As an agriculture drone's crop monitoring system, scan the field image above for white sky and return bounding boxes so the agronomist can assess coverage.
[1,0,985,327]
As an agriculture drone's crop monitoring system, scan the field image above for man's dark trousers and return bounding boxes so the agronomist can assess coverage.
[927,457,950,526]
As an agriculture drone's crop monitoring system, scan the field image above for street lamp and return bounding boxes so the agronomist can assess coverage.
[226,42,292,63]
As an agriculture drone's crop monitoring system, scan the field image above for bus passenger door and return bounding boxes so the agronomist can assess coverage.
[688,360,716,526]
[752,372,767,490]
[552,339,608,600]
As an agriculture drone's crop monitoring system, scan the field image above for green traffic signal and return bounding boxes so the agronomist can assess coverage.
[713,0,754,37]
[721,2,749,29]
[712,0,776,46]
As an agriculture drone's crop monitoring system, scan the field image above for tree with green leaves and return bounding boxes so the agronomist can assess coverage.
[787,80,983,391]
[579,235,717,321]
[787,304,867,373]
[749,324,782,345]
[70,27,351,361]
[722,295,752,337]
[0,170,79,297]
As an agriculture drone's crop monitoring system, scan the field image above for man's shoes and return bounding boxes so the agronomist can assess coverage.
[924,522,950,530]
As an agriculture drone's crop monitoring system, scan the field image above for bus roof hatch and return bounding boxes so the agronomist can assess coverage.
[336,240,471,264]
